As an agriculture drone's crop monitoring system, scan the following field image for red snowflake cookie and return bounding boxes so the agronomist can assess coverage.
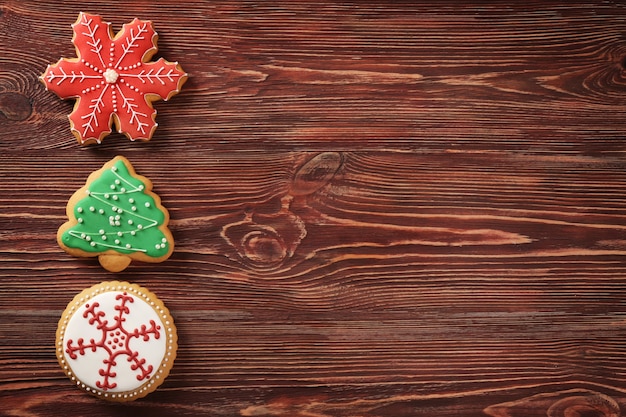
[56,281,177,401]
[41,12,187,145]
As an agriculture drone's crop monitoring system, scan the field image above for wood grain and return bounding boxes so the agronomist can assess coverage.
[2,1,626,416]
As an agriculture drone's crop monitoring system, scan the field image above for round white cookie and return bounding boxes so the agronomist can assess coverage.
[56,281,177,401]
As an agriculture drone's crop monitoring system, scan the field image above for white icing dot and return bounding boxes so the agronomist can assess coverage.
[145,202,151,208]
[118,232,123,237]
[102,236,107,241]
[77,207,83,213]
[115,239,121,244]
[89,206,95,212]
[113,195,119,201]
[132,206,137,211]
[126,244,131,249]
[137,224,143,230]
[99,229,105,235]
[105,194,110,199]
[128,220,134,225]
[99,209,105,214]
[131,231,136,236]
[155,243,161,249]
[111,166,117,172]
[90,242,96,247]
[103,68,119,84]
[129,198,135,204]
[110,184,116,190]
[162,238,167,243]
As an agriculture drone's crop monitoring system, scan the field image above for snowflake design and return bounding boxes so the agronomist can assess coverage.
[65,292,161,390]
[41,12,187,144]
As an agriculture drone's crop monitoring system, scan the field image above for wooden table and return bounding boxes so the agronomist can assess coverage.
[2,1,626,415]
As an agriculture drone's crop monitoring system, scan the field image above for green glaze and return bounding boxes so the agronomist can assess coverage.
[61,159,169,257]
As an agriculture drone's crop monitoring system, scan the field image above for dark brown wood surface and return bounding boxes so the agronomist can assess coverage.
[2,1,626,415]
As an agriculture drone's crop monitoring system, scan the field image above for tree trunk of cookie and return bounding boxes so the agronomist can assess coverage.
[98,254,132,272]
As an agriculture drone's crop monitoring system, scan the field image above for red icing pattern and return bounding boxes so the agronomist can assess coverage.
[65,292,161,390]
[41,12,187,144]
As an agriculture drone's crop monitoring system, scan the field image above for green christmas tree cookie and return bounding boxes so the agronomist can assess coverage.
[58,156,174,272]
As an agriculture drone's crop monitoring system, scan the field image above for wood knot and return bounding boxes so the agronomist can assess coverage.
[547,393,620,417]
[290,152,343,196]
[484,389,620,417]
[222,209,306,271]
[0,92,32,121]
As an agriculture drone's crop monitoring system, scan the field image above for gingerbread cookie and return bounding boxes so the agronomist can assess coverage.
[56,281,177,401]
[58,156,174,272]
[40,12,187,145]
